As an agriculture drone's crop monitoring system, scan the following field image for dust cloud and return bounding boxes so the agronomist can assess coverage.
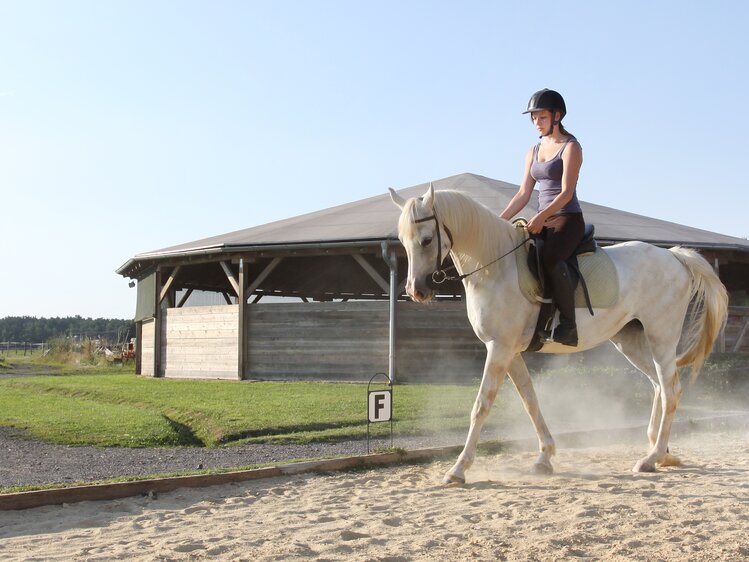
[410,341,748,446]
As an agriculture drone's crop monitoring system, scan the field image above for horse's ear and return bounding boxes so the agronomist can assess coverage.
[423,182,435,208]
[388,187,407,209]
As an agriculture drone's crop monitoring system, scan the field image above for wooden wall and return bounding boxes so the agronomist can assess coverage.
[140,303,749,382]
[141,319,155,376]
[395,302,486,383]
[161,305,238,379]
[245,301,484,382]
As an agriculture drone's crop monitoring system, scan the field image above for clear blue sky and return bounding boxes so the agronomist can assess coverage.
[1,1,746,319]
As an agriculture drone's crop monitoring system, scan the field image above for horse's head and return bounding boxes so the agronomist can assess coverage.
[389,183,453,303]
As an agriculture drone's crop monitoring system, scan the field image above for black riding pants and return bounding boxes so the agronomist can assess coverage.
[540,213,585,272]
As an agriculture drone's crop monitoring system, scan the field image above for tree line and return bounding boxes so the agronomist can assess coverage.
[0,316,136,343]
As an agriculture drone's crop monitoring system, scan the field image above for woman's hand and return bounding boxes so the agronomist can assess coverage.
[527,213,546,234]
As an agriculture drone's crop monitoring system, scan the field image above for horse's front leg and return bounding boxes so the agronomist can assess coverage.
[444,343,510,484]
[507,355,556,475]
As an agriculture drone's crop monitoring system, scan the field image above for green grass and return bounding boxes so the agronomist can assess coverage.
[0,353,745,451]
[0,372,494,448]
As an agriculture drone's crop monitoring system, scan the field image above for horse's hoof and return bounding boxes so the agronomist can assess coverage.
[632,459,656,473]
[531,461,553,476]
[442,473,465,485]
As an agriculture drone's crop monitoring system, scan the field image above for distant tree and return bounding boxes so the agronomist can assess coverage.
[0,316,135,343]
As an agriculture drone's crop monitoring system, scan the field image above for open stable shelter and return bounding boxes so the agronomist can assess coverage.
[117,173,749,382]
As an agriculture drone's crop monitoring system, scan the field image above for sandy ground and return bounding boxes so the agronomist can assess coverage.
[1,428,748,562]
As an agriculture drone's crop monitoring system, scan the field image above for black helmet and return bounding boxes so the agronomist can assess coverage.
[522,89,566,118]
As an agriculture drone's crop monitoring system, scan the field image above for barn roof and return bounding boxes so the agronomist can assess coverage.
[117,172,749,277]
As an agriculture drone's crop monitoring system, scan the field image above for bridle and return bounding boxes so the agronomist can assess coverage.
[413,209,530,289]
[413,211,454,288]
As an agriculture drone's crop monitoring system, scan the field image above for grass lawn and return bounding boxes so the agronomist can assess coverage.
[0,353,746,449]
[0,370,493,447]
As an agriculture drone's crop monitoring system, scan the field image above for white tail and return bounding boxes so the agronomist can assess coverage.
[669,247,729,382]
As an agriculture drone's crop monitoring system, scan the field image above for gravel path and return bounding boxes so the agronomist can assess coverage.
[0,427,466,489]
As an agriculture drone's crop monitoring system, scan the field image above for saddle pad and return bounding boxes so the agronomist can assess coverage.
[513,224,619,309]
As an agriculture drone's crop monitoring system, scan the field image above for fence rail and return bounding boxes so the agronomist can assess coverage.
[0,342,46,355]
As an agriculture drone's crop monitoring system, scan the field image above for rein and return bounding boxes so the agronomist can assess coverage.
[414,211,529,286]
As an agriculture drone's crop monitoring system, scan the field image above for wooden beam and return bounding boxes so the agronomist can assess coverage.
[220,261,240,296]
[135,321,142,375]
[352,254,389,293]
[176,288,193,308]
[159,266,181,303]
[153,269,163,377]
[238,259,247,380]
[221,292,233,305]
[252,294,264,303]
[247,257,283,295]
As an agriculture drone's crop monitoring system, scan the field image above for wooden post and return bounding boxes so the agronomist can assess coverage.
[135,321,142,375]
[153,268,163,377]
[714,257,726,353]
[238,258,247,380]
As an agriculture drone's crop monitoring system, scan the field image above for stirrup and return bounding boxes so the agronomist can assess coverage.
[539,323,578,347]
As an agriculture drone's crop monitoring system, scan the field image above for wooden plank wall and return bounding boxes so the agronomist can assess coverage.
[395,302,485,383]
[246,301,485,382]
[162,305,238,379]
[141,319,155,376]
[246,302,389,381]
[149,303,747,382]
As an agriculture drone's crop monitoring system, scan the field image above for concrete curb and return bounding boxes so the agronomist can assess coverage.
[1,412,746,511]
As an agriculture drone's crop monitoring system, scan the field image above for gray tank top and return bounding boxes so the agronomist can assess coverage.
[530,138,582,214]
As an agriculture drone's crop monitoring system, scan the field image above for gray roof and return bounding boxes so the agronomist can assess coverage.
[118,173,749,275]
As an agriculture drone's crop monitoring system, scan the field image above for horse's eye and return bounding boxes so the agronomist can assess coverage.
[420,236,433,247]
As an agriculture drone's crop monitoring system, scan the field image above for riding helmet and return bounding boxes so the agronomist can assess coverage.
[522,88,566,118]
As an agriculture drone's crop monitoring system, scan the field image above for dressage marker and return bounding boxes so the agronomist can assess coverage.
[367,372,393,453]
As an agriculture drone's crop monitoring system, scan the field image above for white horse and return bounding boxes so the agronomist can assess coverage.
[390,184,728,484]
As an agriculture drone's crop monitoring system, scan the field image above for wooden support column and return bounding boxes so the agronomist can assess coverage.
[714,257,726,352]
[135,321,142,375]
[238,258,247,380]
[153,268,163,377]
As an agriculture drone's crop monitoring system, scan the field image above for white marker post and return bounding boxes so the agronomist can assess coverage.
[367,373,393,453]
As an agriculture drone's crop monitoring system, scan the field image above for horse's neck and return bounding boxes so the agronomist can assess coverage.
[436,193,516,275]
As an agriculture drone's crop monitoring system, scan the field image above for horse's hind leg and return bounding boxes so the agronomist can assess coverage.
[444,343,510,485]
[611,323,682,470]
[507,355,556,475]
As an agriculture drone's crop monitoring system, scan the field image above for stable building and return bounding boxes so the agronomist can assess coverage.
[116,173,749,382]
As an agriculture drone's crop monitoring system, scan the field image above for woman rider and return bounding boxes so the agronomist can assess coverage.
[500,89,584,346]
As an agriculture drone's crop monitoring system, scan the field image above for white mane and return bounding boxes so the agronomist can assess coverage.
[399,189,516,277]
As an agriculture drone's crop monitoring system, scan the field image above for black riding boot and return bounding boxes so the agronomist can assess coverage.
[538,262,578,347]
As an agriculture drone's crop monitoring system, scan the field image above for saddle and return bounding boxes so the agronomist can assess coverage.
[512,220,619,351]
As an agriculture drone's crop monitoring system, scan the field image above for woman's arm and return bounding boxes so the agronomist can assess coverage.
[500,147,536,220]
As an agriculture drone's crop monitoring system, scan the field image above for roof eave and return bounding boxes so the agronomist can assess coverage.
[116,238,401,278]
